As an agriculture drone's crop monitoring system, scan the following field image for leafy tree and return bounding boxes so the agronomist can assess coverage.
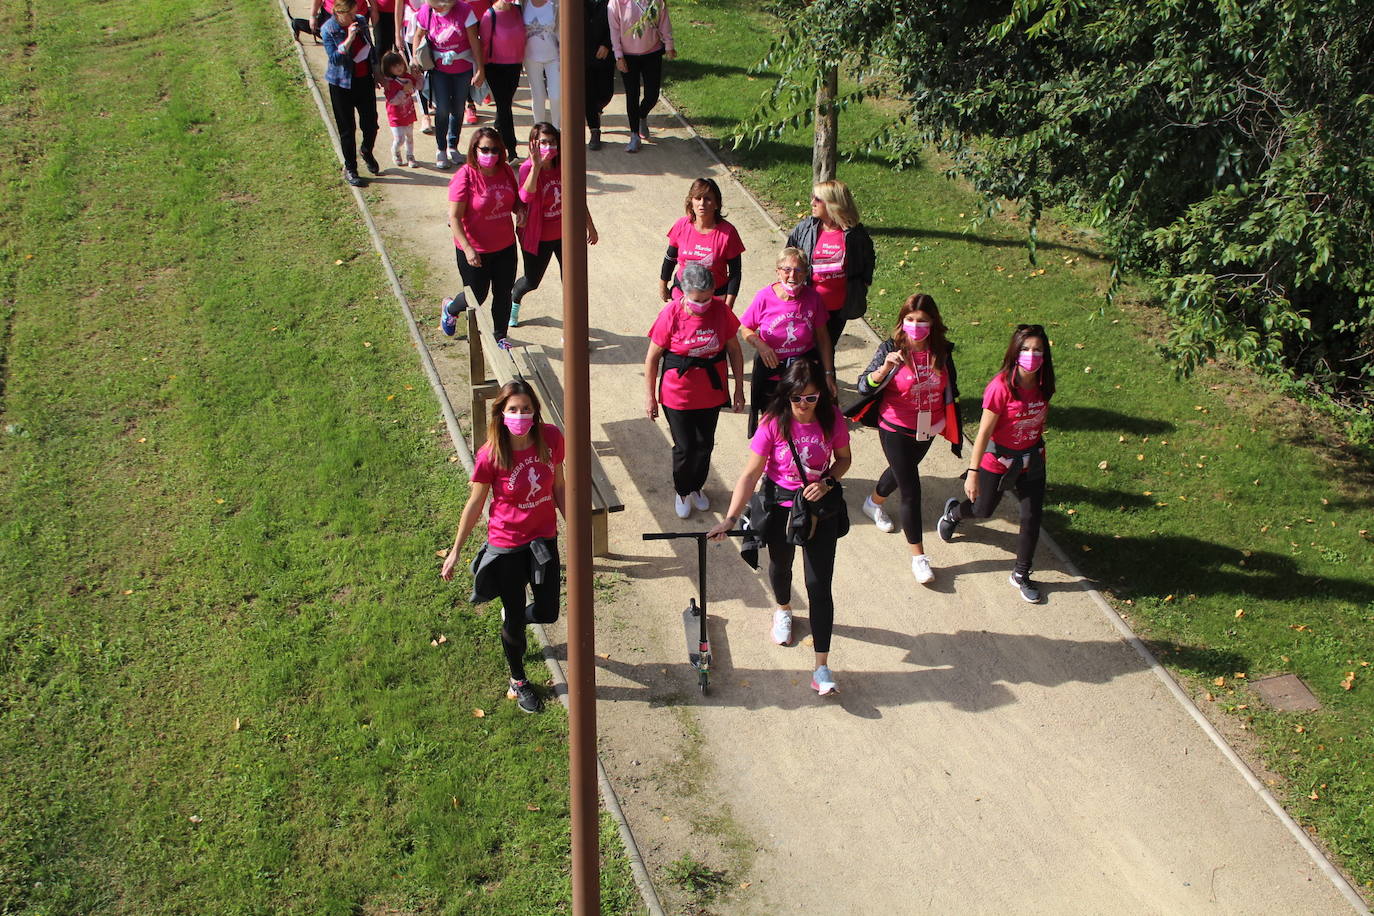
[739,0,1374,405]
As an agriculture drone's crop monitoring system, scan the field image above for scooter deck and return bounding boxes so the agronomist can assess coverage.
[683,600,710,671]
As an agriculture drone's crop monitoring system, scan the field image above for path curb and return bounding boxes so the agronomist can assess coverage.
[276,8,665,914]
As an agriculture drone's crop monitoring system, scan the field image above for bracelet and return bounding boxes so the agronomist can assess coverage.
[825,370,836,376]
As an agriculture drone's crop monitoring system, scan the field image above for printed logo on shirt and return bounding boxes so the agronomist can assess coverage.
[685,328,720,358]
[508,455,553,510]
[544,182,562,220]
[486,185,511,220]
[811,237,845,279]
[682,239,715,270]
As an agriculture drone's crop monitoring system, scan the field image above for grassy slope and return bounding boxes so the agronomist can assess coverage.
[665,0,1373,890]
[0,1,637,913]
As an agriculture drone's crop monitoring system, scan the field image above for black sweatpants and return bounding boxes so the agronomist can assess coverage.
[620,48,664,128]
[485,62,523,158]
[489,544,561,681]
[513,239,563,303]
[449,243,519,339]
[876,429,935,545]
[327,78,379,175]
[662,404,720,497]
[586,61,616,129]
[952,466,1046,578]
[764,505,838,653]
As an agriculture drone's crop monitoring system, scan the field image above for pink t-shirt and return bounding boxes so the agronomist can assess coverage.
[518,159,562,243]
[811,228,847,312]
[649,299,740,411]
[384,75,418,126]
[479,2,525,63]
[665,216,746,294]
[448,164,519,252]
[751,409,850,495]
[877,350,947,436]
[416,2,477,73]
[740,285,826,359]
[979,373,1048,473]
[472,424,564,548]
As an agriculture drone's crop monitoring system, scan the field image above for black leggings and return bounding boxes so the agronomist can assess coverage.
[449,242,518,338]
[952,467,1046,578]
[372,11,396,54]
[662,404,720,497]
[327,79,379,174]
[876,429,934,545]
[489,545,561,681]
[485,62,522,158]
[620,48,664,127]
[586,61,616,130]
[824,309,846,359]
[764,505,838,653]
[513,239,563,303]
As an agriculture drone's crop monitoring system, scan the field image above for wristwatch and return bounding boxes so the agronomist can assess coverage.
[822,475,838,489]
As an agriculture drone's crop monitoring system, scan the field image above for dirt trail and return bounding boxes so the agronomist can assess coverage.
[294,39,1362,915]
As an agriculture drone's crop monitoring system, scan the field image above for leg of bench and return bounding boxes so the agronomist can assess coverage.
[592,509,609,557]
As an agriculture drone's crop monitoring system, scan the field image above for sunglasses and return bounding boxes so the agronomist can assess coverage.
[789,393,821,404]
[476,146,500,154]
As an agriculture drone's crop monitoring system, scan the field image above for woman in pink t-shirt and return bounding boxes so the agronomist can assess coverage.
[509,124,599,328]
[643,263,745,520]
[785,179,876,360]
[411,0,483,168]
[476,0,525,158]
[441,380,565,714]
[739,246,835,436]
[440,126,526,348]
[659,178,746,309]
[708,359,852,696]
[936,324,1055,603]
[847,294,964,586]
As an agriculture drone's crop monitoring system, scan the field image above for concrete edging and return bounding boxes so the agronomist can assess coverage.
[658,92,1371,915]
[275,9,666,914]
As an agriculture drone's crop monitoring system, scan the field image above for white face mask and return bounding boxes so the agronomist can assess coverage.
[780,280,802,294]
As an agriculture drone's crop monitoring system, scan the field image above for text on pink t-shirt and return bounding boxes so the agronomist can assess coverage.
[751,409,850,495]
[877,350,947,437]
[979,373,1048,472]
[472,424,564,548]
[448,164,519,252]
[665,216,746,293]
[740,285,826,359]
[811,228,847,312]
[417,2,477,72]
[649,299,741,411]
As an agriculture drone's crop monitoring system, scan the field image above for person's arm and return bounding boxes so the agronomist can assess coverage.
[410,7,428,55]
[608,0,626,67]
[519,158,540,198]
[659,0,675,57]
[586,209,599,245]
[449,196,480,266]
[723,254,742,308]
[465,20,485,86]
[803,445,851,502]
[312,0,325,33]
[440,481,492,578]
[740,326,777,369]
[859,342,900,391]
[658,245,677,301]
[726,336,745,413]
[643,340,664,420]
[964,407,998,503]
[707,450,767,540]
[553,462,566,518]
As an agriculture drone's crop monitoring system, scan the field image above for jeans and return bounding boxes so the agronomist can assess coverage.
[428,67,473,153]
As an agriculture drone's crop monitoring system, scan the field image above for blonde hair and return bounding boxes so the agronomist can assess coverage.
[776,246,809,269]
[813,180,859,230]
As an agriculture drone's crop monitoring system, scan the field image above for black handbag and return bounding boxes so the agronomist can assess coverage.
[782,433,849,545]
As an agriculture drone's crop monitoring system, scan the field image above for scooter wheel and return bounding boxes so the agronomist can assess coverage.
[698,671,709,694]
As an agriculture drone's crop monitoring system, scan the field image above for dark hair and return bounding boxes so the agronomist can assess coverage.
[485,380,547,470]
[997,324,1055,400]
[684,178,725,221]
[763,358,835,438]
[466,126,505,169]
[381,50,407,75]
[527,121,558,164]
[892,293,950,372]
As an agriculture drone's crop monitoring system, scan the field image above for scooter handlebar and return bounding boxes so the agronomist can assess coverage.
[642,530,749,540]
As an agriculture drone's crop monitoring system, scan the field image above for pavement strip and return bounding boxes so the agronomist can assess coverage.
[282,14,1368,914]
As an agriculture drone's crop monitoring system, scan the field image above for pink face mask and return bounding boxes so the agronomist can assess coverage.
[476,151,499,168]
[682,296,712,314]
[503,414,534,436]
[1017,351,1044,373]
[903,320,931,341]
[539,143,557,162]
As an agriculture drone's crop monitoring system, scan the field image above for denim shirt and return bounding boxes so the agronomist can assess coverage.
[322,15,378,89]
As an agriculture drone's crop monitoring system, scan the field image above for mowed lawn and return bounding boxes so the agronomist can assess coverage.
[664,0,1374,891]
[0,1,638,913]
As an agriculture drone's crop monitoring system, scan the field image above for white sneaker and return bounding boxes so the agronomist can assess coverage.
[863,495,896,533]
[674,493,691,519]
[771,608,793,646]
[911,554,934,585]
[811,665,838,696]
[690,490,709,512]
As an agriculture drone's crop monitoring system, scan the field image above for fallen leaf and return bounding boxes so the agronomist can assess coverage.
[1098,460,1110,470]
[122,589,133,595]
[1074,343,1085,349]
[437,634,447,644]
[387,394,395,401]
[1234,672,1246,679]
[1296,725,1307,733]
[526,804,541,811]
[405,385,414,390]
[1136,454,1145,461]
[1309,790,1320,800]
[435,550,447,558]
[137,437,147,443]
[448,455,460,462]
[597,652,610,659]
[1066,508,1077,515]
[233,717,241,731]
[472,709,485,718]
[363,341,372,348]
[215,498,225,505]
[740,882,752,890]
[1340,672,1355,691]
[1213,676,1226,687]
[452,796,461,808]
[189,815,203,824]
[1081,545,1091,552]
[1235,609,1245,618]
[334,259,344,265]
[1204,691,1215,701]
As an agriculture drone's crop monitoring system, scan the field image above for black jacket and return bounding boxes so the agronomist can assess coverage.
[844,339,964,456]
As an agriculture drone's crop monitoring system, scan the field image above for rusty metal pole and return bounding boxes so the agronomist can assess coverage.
[559,0,598,912]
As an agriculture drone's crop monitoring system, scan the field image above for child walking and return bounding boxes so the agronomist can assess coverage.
[382,51,421,167]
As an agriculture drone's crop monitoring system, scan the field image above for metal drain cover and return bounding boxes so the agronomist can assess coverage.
[1251,673,1321,712]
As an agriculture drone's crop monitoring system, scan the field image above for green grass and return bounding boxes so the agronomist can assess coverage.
[666,0,1374,891]
[0,1,640,912]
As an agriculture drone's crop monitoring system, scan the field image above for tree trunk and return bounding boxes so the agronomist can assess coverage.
[813,65,838,184]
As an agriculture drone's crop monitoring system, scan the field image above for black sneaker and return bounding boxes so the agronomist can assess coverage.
[1009,572,1041,603]
[361,150,382,175]
[937,497,960,542]
[507,678,543,714]
[343,169,368,188]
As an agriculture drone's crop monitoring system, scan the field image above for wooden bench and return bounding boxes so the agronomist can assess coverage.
[467,308,625,556]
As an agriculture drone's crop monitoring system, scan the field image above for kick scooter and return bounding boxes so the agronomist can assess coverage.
[642,529,746,695]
